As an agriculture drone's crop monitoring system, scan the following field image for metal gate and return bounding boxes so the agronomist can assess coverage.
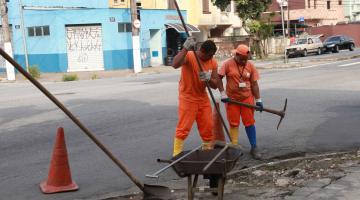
[66,25,104,72]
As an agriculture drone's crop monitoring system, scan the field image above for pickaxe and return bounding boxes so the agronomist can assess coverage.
[227,98,287,130]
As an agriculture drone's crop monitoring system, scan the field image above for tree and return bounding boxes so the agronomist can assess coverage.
[212,0,274,58]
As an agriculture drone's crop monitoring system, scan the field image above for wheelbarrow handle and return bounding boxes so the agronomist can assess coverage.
[202,144,229,172]
[146,145,202,178]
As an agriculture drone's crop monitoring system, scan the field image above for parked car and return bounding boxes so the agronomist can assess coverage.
[286,35,323,57]
[323,35,355,53]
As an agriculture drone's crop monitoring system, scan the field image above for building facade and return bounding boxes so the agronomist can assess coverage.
[180,0,246,41]
[266,0,346,35]
[0,0,192,72]
[343,0,360,21]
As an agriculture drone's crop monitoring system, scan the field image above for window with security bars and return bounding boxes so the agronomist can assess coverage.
[118,23,132,32]
[28,26,50,37]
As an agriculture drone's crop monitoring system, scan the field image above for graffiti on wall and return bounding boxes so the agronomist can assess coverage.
[66,26,104,71]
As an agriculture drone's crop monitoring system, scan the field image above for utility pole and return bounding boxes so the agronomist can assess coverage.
[287,1,290,37]
[19,0,29,72]
[277,0,288,63]
[130,0,142,73]
[0,0,15,80]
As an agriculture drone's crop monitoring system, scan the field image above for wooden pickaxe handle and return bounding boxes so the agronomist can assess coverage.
[227,99,283,117]
[227,98,287,130]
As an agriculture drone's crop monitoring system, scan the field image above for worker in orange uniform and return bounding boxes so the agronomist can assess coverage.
[171,37,221,157]
[218,44,263,160]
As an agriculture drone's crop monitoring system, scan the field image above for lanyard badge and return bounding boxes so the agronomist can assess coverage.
[237,65,247,88]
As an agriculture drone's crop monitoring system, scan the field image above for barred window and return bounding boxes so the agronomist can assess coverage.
[118,23,132,32]
[28,26,50,37]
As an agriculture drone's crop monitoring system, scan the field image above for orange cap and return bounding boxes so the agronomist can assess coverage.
[233,44,250,56]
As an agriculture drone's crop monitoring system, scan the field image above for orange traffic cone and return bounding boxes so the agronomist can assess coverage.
[40,127,79,194]
[212,102,225,142]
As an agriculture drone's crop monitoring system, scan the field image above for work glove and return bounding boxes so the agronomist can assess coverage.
[199,71,211,82]
[220,91,230,103]
[255,98,263,112]
[183,37,196,50]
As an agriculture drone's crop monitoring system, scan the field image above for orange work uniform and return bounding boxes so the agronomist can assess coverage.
[218,58,259,127]
[175,51,217,142]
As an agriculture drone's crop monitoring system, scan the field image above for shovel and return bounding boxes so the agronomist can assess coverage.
[0,48,172,200]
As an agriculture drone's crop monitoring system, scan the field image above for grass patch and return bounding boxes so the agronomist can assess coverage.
[62,74,79,82]
[29,65,41,79]
[91,74,99,80]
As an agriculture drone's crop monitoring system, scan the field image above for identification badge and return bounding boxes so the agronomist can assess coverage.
[239,82,246,88]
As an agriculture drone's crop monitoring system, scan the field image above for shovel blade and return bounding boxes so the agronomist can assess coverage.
[143,184,173,200]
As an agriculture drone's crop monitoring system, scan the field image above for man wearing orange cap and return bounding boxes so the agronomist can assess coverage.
[171,37,221,157]
[218,44,263,160]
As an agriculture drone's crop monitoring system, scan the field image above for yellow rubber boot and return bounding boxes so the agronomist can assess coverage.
[202,141,213,150]
[229,126,239,145]
[173,138,184,157]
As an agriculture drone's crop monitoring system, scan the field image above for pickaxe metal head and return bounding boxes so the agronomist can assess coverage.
[276,98,287,130]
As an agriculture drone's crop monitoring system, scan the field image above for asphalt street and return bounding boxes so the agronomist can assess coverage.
[0,57,360,200]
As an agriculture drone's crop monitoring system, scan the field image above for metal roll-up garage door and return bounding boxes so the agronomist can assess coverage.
[66,25,104,72]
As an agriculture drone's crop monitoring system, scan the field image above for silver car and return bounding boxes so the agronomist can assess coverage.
[286,36,324,57]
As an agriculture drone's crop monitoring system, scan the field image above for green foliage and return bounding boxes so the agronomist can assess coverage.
[213,0,272,21]
[29,65,41,79]
[212,0,232,11]
[247,20,274,40]
[62,74,78,82]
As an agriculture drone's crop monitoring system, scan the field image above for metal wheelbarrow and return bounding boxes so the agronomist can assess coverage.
[158,147,242,200]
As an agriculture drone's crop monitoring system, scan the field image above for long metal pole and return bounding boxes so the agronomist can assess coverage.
[280,3,288,63]
[18,0,29,72]
[0,48,146,192]
[287,2,290,38]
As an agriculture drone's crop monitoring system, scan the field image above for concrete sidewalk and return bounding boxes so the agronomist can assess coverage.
[286,165,360,200]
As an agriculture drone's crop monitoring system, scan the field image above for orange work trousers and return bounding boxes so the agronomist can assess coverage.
[175,98,213,142]
[226,96,255,127]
